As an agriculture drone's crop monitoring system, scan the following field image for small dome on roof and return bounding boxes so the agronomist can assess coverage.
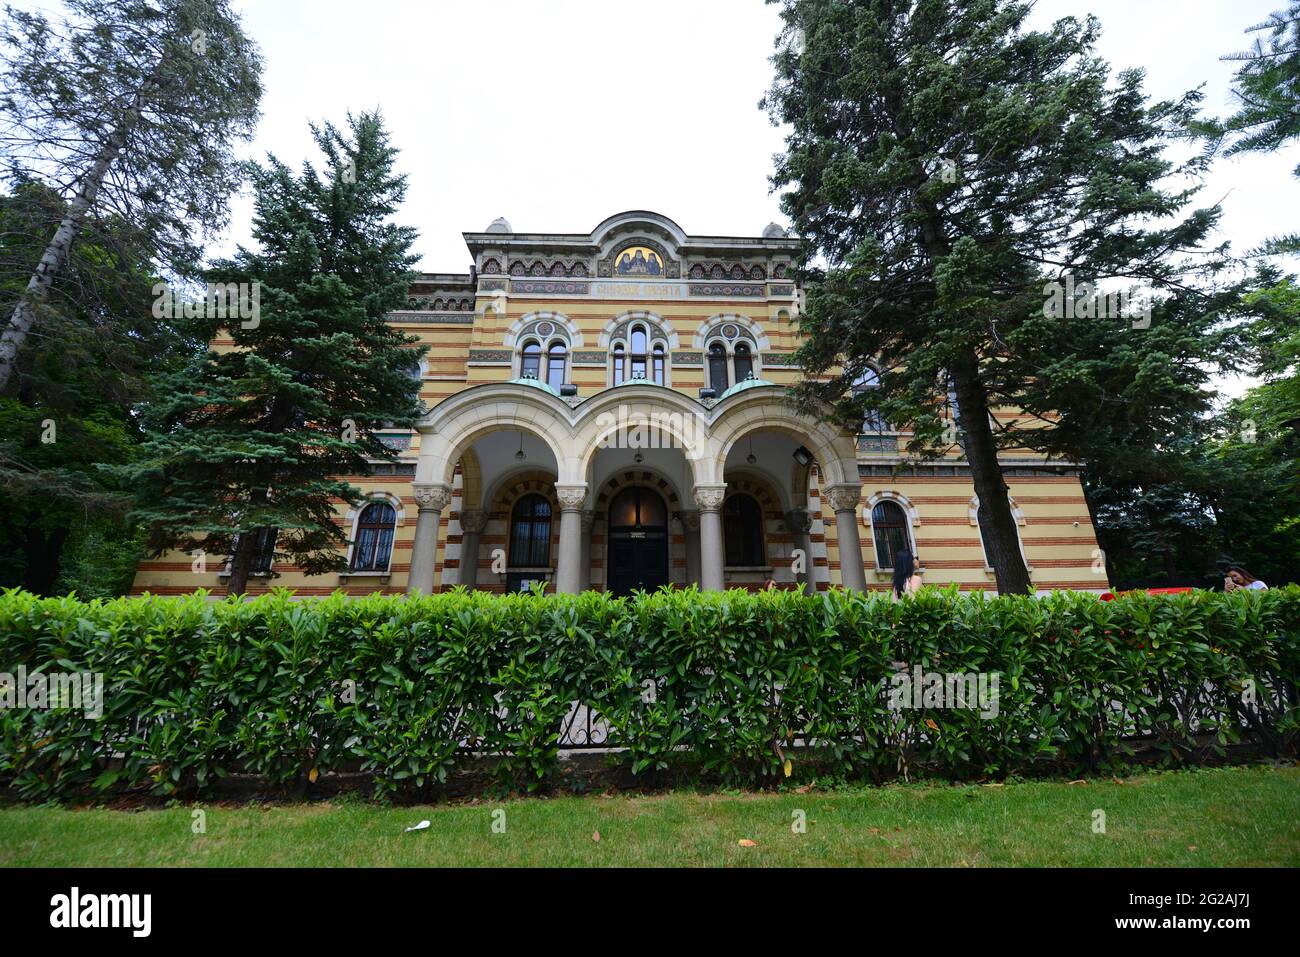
[507,376,559,396]
[762,222,788,238]
[717,376,776,401]
[486,216,512,233]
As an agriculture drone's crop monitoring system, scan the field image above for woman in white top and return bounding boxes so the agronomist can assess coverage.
[1225,565,1268,591]
[891,549,924,599]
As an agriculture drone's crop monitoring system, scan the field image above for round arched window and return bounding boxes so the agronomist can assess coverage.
[520,340,541,379]
[708,342,728,391]
[871,500,910,569]
[734,342,753,383]
[546,342,567,389]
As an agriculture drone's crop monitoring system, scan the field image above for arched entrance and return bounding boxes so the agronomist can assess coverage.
[606,485,669,595]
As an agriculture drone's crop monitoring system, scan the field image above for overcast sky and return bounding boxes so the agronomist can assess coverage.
[211,0,1300,276]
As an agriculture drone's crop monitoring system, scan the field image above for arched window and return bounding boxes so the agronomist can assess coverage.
[509,494,552,567]
[520,340,541,380]
[870,501,910,569]
[612,343,626,384]
[853,367,890,433]
[352,502,397,572]
[608,317,670,387]
[723,494,765,566]
[708,342,729,392]
[546,342,567,389]
[629,325,648,379]
[733,342,753,383]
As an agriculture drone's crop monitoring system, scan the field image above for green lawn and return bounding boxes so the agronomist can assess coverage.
[2,765,1297,867]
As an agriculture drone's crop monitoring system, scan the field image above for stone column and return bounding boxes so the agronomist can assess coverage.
[457,508,488,590]
[679,510,701,587]
[693,484,727,591]
[825,483,868,592]
[407,483,452,595]
[579,509,595,590]
[785,508,815,595]
[553,484,588,595]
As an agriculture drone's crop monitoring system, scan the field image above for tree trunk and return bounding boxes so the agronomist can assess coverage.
[910,184,1033,595]
[950,350,1033,595]
[0,128,129,393]
[225,531,259,597]
[22,526,69,595]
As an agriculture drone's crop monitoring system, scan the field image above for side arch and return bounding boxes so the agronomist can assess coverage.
[708,390,859,489]
[416,385,578,487]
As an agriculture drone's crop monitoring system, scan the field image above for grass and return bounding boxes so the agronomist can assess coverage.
[1,765,1297,867]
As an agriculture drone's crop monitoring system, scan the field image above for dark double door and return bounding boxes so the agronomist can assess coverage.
[605,486,670,595]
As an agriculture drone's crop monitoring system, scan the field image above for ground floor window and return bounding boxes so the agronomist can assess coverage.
[352,502,396,571]
[508,493,552,568]
[723,493,765,566]
[871,501,910,569]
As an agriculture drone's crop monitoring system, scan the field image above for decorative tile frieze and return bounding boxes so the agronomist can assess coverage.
[511,280,591,296]
[467,349,512,363]
[759,352,801,366]
[388,311,475,324]
[688,282,765,297]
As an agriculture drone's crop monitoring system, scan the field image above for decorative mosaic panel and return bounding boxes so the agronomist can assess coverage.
[770,284,795,295]
[390,312,475,324]
[760,352,801,366]
[478,278,507,292]
[467,349,512,363]
[688,283,765,297]
[857,435,900,454]
[672,351,703,365]
[573,351,607,364]
[511,280,591,296]
[597,237,680,279]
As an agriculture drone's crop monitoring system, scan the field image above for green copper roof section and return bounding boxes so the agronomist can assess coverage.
[716,376,776,401]
[508,376,561,396]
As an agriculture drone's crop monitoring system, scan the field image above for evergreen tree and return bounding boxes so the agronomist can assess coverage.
[0,180,181,593]
[1199,3,1300,254]
[0,0,263,392]
[122,112,426,596]
[763,0,1229,593]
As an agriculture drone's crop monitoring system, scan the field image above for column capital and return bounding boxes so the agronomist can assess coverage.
[413,483,453,512]
[554,483,588,512]
[784,508,813,534]
[692,484,727,512]
[458,508,489,534]
[824,483,863,514]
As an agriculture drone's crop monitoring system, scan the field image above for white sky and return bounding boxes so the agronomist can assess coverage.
[219,0,1300,276]
[11,0,1295,400]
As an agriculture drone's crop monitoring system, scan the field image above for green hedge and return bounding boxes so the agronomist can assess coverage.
[1,586,1297,800]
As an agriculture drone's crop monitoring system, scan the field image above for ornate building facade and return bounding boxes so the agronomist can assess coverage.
[130,211,1105,597]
